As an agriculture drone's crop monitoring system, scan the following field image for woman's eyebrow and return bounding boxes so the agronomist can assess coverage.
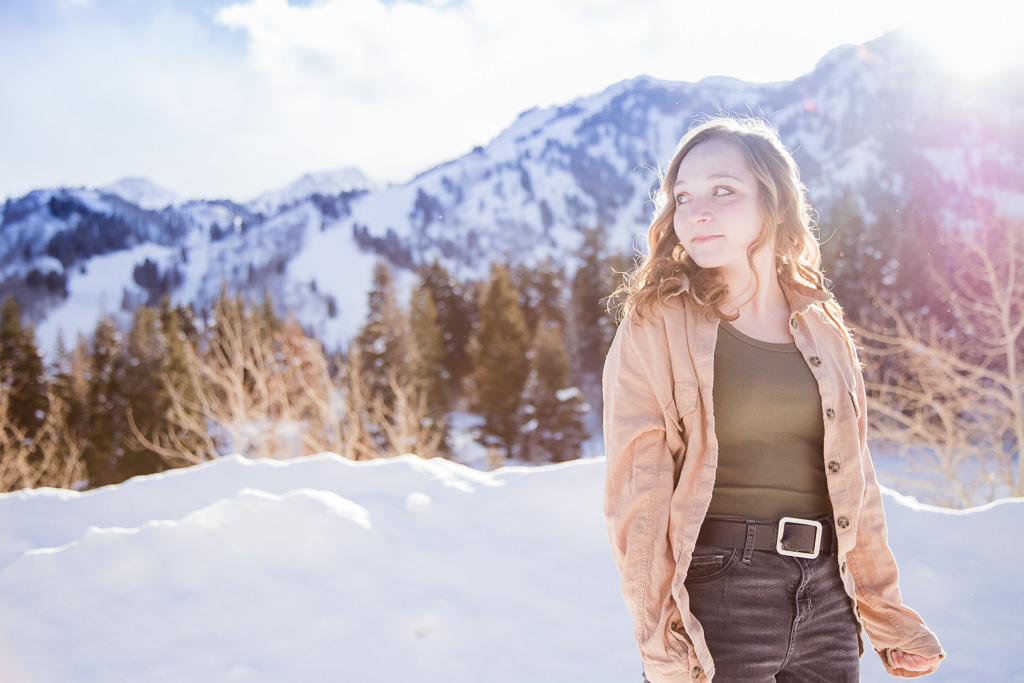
[674,172,745,187]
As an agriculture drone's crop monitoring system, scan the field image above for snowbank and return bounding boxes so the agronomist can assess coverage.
[0,454,1020,682]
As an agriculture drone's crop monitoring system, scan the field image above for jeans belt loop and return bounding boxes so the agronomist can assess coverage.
[742,520,757,564]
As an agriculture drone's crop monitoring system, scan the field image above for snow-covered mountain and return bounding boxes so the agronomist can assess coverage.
[2,28,1022,352]
[101,177,183,211]
[247,168,382,216]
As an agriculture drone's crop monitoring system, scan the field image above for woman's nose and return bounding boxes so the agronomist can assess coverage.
[688,197,711,223]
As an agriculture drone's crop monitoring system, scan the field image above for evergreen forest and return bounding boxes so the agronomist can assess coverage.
[0,227,627,491]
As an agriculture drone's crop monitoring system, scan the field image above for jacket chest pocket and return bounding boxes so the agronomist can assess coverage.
[847,386,862,419]
[672,380,699,437]
[838,365,862,421]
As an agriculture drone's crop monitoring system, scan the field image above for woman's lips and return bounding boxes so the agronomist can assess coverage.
[691,235,721,244]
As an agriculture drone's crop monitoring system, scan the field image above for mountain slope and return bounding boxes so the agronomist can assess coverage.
[101,177,183,211]
[2,28,1022,352]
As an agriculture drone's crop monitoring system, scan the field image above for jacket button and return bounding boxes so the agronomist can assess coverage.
[828,461,841,473]
[692,666,703,679]
[809,356,822,366]
[826,408,835,420]
[790,318,798,329]
[841,562,847,574]
[837,517,850,529]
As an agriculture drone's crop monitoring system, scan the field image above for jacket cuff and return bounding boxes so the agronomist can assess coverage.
[643,658,707,683]
[878,644,946,678]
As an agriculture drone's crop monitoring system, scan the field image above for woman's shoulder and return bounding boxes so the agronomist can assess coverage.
[613,296,690,356]
[803,299,863,374]
[621,294,688,329]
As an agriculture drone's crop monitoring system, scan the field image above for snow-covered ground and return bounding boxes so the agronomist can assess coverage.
[0,454,1020,682]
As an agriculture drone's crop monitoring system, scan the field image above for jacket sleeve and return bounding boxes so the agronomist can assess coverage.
[846,362,946,678]
[603,323,694,682]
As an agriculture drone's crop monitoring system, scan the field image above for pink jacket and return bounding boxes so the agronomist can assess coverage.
[603,282,944,681]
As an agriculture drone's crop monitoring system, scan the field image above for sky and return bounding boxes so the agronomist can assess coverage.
[1,0,1020,204]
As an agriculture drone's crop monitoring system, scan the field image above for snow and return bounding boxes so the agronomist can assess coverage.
[283,214,381,347]
[920,147,973,188]
[0,212,68,276]
[697,75,763,91]
[248,169,381,216]
[65,189,116,216]
[102,178,183,211]
[10,36,1018,361]
[0,453,1020,682]
[34,241,179,354]
[344,182,421,240]
[176,201,238,233]
[555,387,583,402]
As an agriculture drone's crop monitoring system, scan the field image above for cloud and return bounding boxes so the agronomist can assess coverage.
[204,0,748,192]
[0,0,263,200]
[1,0,924,202]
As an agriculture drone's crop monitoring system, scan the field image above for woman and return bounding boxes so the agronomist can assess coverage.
[603,116,944,682]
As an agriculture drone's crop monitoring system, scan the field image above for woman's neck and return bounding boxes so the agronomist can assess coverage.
[718,250,794,343]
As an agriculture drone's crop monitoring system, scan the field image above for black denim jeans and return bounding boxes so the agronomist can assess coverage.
[644,521,859,682]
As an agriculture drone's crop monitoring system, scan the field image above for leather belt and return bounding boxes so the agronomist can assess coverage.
[697,517,833,559]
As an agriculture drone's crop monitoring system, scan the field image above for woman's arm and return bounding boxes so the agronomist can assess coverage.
[846,362,945,677]
[603,325,694,682]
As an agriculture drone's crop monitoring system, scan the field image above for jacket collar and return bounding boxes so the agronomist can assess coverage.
[673,277,833,317]
[782,280,834,316]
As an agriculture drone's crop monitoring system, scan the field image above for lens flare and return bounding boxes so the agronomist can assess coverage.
[903,8,1024,81]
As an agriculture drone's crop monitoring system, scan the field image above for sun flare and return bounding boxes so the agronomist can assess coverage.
[903,7,1024,81]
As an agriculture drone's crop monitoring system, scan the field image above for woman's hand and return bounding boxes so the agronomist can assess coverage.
[889,650,941,672]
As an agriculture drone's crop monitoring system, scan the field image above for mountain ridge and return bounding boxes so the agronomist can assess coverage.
[2,28,1022,354]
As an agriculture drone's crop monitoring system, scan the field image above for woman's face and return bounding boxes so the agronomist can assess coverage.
[671,140,768,282]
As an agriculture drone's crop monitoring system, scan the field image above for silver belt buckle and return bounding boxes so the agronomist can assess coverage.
[776,517,822,559]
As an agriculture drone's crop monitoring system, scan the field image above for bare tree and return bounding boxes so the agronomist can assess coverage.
[1,389,85,492]
[857,216,1023,507]
[135,304,445,464]
[374,372,445,459]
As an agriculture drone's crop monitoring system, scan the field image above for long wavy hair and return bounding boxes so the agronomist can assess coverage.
[613,116,834,323]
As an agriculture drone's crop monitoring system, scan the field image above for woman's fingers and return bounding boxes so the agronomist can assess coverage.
[891,650,939,671]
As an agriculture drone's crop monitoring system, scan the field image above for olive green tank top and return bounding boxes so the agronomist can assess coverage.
[706,320,832,524]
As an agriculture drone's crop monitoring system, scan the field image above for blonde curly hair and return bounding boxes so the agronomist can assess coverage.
[613,115,832,322]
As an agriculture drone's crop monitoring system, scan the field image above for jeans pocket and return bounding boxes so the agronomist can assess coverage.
[684,546,738,584]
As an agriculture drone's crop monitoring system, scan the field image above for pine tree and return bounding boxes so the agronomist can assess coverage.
[819,189,872,320]
[0,296,48,438]
[83,314,128,488]
[514,257,568,336]
[571,226,619,376]
[156,297,209,461]
[1,297,50,483]
[354,260,410,407]
[466,263,530,458]
[120,305,170,480]
[408,286,447,420]
[522,324,588,463]
[418,260,474,396]
[51,333,89,466]
[158,297,198,420]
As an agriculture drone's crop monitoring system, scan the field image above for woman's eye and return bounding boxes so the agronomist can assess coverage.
[675,194,690,206]
[713,186,734,197]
